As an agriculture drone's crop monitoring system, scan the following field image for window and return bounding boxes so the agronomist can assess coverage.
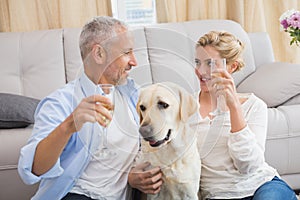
[111,0,157,26]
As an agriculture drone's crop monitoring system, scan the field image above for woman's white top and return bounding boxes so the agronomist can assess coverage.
[192,92,278,199]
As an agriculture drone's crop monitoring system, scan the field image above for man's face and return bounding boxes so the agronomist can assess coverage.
[101,30,137,85]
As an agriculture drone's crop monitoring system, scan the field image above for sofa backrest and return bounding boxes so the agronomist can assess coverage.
[63,28,84,83]
[0,19,268,100]
[0,29,66,99]
[62,19,258,94]
[140,19,257,93]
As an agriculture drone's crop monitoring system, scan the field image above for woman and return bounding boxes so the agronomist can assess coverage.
[194,31,297,200]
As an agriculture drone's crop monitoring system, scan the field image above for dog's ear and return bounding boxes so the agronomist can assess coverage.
[179,88,199,122]
[136,99,143,124]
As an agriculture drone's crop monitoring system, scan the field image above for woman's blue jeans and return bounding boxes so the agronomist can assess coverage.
[212,176,297,200]
[251,176,297,200]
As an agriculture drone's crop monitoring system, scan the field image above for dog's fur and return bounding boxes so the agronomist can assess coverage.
[136,82,201,200]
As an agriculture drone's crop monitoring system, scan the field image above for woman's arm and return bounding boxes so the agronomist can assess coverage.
[227,96,268,174]
[212,69,268,174]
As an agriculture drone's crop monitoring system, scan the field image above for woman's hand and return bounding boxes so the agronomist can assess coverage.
[128,162,163,194]
[210,68,246,132]
[209,68,240,110]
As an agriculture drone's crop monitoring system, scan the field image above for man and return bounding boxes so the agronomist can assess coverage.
[18,16,162,200]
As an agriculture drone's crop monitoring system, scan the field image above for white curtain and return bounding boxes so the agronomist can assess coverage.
[0,0,112,32]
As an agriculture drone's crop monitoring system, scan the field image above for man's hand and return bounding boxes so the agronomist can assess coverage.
[32,94,113,176]
[71,94,113,132]
[128,162,163,194]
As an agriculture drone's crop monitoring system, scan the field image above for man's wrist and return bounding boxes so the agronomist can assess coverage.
[60,115,77,136]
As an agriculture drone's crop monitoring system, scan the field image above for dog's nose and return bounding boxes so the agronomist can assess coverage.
[139,124,153,138]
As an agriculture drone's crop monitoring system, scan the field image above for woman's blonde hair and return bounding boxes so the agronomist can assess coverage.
[197,31,245,72]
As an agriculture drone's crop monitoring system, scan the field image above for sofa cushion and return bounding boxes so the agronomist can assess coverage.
[63,28,84,83]
[248,32,275,68]
[282,94,300,106]
[0,29,66,99]
[145,23,200,93]
[144,20,257,93]
[0,93,39,128]
[265,105,300,175]
[237,62,300,107]
[129,27,153,86]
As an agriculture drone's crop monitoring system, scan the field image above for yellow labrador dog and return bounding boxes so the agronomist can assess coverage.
[136,82,201,200]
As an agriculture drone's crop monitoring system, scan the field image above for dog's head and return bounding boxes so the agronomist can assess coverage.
[136,82,198,148]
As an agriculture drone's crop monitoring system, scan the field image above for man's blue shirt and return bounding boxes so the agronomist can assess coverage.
[18,73,139,200]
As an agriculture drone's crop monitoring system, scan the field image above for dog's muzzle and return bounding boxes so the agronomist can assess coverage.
[139,125,172,147]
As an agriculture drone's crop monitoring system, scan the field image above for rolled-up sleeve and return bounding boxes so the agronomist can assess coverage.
[228,97,268,174]
[18,95,70,185]
[18,140,64,185]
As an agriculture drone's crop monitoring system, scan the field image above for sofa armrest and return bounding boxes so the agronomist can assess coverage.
[282,94,300,106]
[237,62,300,107]
[248,32,275,68]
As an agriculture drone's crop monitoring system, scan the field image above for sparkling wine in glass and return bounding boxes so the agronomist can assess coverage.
[208,58,227,116]
[96,84,116,157]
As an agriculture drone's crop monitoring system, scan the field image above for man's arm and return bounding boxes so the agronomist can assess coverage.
[32,94,113,176]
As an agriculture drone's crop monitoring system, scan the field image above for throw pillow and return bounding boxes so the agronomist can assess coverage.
[237,62,300,107]
[0,93,40,128]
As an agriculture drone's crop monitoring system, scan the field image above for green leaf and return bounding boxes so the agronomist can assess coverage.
[290,38,296,45]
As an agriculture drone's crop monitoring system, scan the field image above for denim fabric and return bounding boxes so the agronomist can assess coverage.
[252,176,297,200]
[61,193,96,200]
[210,176,297,200]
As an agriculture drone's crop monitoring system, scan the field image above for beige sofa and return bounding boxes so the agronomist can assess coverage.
[0,19,299,200]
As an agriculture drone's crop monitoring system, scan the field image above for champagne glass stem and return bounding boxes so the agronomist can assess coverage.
[216,95,225,114]
[210,58,226,116]
[101,127,108,150]
[96,84,116,157]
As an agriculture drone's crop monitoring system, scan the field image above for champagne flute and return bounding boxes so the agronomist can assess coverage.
[97,83,116,157]
[208,58,227,116]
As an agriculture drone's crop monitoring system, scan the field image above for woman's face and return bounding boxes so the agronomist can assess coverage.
[195,45,222,92]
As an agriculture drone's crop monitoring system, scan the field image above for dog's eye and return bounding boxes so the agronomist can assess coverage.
[139,105,146,111]
[158,101,169,109]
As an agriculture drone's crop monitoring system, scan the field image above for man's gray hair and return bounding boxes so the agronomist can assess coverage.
[79,16,127,60]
